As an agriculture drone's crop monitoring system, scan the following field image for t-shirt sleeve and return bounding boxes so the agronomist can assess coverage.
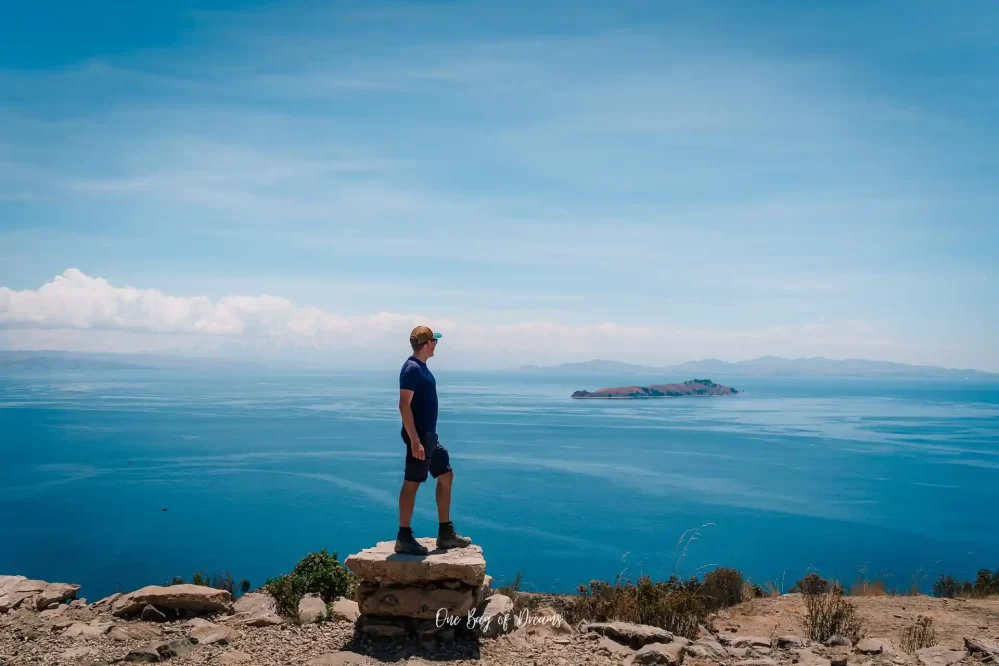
[400,363,421,391]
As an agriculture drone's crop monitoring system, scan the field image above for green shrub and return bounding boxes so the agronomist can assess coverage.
[900,616,936,654]
[932,569,999,599]
[792,573,835,595]
[264,549,356,617]
[803,589,864,643]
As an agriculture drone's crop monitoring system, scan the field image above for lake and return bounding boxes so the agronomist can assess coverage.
[2,368,997,600]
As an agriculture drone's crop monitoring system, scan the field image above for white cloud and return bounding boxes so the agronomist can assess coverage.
[0,269,450,343]
[0,269,967,369]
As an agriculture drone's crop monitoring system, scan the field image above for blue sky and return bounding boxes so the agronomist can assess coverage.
[1,1,997,370]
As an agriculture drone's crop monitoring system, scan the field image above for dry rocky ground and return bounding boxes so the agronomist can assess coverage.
[3,587,999,666]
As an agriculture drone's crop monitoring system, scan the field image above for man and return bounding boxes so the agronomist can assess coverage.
[395,326,472,555]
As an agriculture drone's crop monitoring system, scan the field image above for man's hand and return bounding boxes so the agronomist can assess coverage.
[410,440,426,460]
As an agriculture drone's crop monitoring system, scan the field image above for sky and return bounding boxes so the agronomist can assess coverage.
[1,0,997,371]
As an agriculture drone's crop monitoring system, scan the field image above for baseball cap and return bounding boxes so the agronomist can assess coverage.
[409,326,442,346]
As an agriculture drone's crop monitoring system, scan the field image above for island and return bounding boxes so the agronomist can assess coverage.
[571,378,738,399]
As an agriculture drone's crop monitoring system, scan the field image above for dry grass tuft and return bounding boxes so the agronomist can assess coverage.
[900,616,937,654]
[803,589,865,644]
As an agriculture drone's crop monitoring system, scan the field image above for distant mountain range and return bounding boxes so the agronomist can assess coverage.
[0,351,264,371]
[519,356,998,379]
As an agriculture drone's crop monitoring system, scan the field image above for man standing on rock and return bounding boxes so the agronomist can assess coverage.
[396,326,472,555]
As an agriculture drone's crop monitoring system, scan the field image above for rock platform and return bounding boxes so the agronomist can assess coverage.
[345,538,492,640]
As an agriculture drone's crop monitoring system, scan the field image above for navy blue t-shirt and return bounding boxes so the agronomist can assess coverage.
[400,356,438,439]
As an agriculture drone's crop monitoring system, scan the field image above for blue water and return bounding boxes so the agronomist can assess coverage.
[2,369,998,600]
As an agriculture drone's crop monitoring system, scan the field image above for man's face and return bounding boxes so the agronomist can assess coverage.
[425,338,437,358]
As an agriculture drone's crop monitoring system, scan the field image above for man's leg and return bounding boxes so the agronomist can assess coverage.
[399,480,420,528]
[435,471,453,523]
[430,446,471,549]
[396,438,430,556]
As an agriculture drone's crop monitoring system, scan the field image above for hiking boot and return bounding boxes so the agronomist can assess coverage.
[437,522,472,550]
[394,530,429,556]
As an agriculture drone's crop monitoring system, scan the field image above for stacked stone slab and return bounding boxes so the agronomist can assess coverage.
[344,538,491,640]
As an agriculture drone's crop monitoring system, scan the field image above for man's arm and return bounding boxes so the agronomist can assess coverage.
[399,389,425,460]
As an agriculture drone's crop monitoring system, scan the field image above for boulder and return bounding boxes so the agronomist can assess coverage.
[298,594,327,624]
[597,635,637,658]
[627,641,686,666]
[124,637,198,662]
[108,624,163,642]
[89,592,122,612]
[965,637,999,659]
[586,621,675,648]
[35,582,81,610]
[0,577,45,612]
[915,646,968,666]
[686,638,729,661]
[344,539,486,586]
[856,638,893,655]
[779,636,806,649]
[474,594,515,639]
[141,604,168,622]
[113,584,232,617]
[328,598,359,623]
[356,581,476,619]
[226,592,285,627]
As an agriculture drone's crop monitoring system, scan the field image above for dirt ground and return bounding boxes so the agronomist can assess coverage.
[716,593,999,647]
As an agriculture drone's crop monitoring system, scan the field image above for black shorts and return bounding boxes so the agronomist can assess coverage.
[402,430,452,483]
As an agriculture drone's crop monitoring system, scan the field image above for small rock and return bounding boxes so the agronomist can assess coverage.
[554,637,571,645]
[628,642,686,666]
[63,621,113,639]
[779,636,806,649]
[831,657,848,666]
[298,594,327,625]
[60,645,98,660]
[141,604,168,622]
[794,648,832,666]
[305,651,373,665]
[107,624,163,642]
[216,652,253,666]
[965,637,999,659]
[915,646,968,666]
[586,621,675,648]
[475,594,515,639]
[687,638,729,661]
[124,637,198,663]
[729,636,772,649]
[329,598,359,622]
[70,598,87,608]
[857,638,891,655]
[826,636,853,648]
[190,621,236,645]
